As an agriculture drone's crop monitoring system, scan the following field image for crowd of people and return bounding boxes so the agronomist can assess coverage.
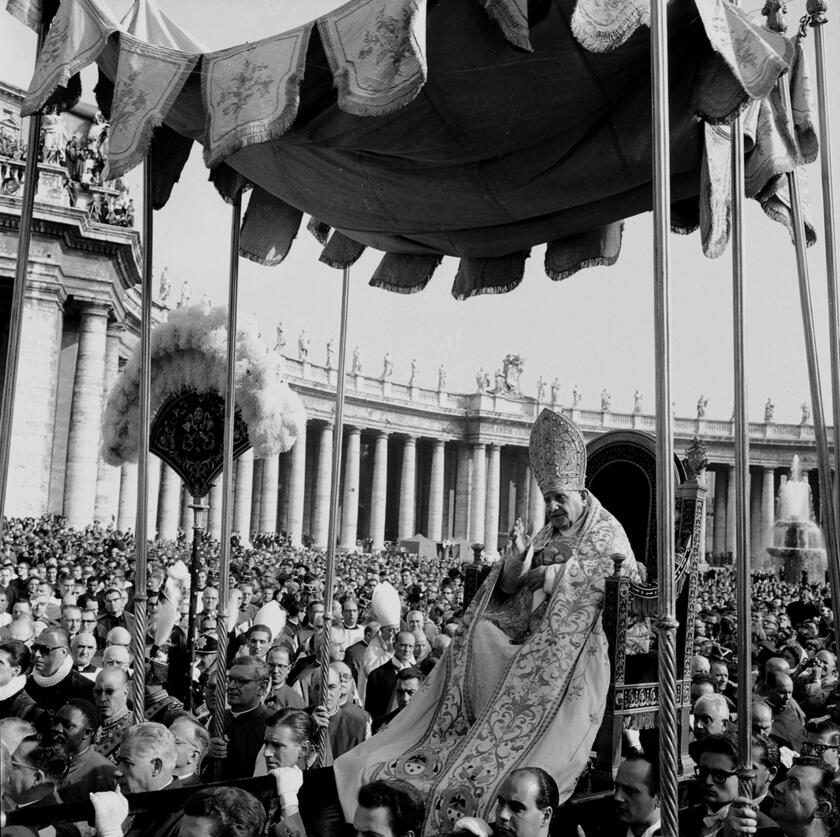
[0,512,837,837]
[0,118,133,229]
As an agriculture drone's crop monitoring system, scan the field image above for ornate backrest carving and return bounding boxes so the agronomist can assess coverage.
[588,432,707,785]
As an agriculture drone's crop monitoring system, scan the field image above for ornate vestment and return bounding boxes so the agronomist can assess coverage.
[334,495,640,833]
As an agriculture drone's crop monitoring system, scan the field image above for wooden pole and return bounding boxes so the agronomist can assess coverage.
[212,193,242,741]
[129,157,154,722]
[650,0,679,831]
[0,24,46,537]
[316,267,351,765]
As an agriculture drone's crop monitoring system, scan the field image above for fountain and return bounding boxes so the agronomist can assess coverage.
[767,455,827,583]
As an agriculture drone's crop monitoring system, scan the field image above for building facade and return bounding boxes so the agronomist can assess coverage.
[0,83,833,560]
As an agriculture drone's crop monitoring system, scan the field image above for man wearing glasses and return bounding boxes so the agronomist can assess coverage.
[6,733,68,812]
[24,628,93,715]
[265,645,304,711]
[801,720,840,774]
[95,588,135,647]
[680,735,776,837]
[204,656,270,780]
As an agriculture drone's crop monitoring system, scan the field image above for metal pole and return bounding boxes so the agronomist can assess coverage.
[650,0,679,833]
[316,267,351,765]
[774,72,840,615]
[0,24,46,537]
[129,158,154,722]
[212,193,242,742]
[808,3,840,566]
[184,495,207,711]
[731,113,754,790]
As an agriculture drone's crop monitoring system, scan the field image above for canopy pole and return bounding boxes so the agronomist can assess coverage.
[0,24,46,539]
[213,192,242,743]
[761,15,840,604]
[731,113,754,789]
[808,0,840,565]
[650,0,679,832]
[184,496,208,711]
[130,157,154,722]
[316,266,352,766]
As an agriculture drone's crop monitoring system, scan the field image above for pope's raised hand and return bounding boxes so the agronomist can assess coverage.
[90,786,129,837]
[510,517,532,559]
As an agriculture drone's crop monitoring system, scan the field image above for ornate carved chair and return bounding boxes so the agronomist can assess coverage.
[586,431,708,784]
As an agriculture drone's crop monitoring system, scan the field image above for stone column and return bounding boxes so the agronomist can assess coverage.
[311,424,333,548]
[260,455,280,533]
[340,427,362,549]
[370,431,389,550]
[94,325,122,524]
[470,443,487,543]
[287,422,307,547]
[712,466,727,555]
[147,455,161,540]
[453,444,472,541]
[250,458,264,534]
[762,467,776,551]
[484,443,501,557]
[725,464,736,556]
[750,470,762,562]
[157,464,182,541]
[528,468,544,533]
[7,287,64,518]
[63,301,110,528]
[180,486,194,545]
[208,482,223,541]
[233,448,254,539]
[427,439,445,541]
[398,437,417,539]
[116,462,137,532]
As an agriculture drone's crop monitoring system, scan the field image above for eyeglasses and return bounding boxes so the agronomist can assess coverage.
[228,676,261,686]
[32,643,66,656]
[695,766,738,785]
[801,742,840,756]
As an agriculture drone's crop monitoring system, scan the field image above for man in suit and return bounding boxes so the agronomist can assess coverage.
[613,753,661,837]
[365,631,415,721]
[169,714,210,786]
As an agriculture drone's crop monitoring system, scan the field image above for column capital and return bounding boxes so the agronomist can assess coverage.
[75,297,112,318]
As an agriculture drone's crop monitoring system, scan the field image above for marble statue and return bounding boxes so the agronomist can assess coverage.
[201,293,212,312]
[600,388,612,411]
[409,358,418,387]
[178,280,191,308]
[381,352,394,380]
[634,390,643,414]
[476,367,490,392]
[326,339,335,369]
[275,323,286,351]
[764,397,775,423]
[801,401,811,425]
[536,376,547,402]
[572,384,582,407]
[158,267,171,303]
[438,364,447,391]
[551,378,561,404]
[298,330,310,361]
[352,345,362,374]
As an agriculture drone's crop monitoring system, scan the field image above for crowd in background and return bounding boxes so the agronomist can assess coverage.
[0,513,838,837]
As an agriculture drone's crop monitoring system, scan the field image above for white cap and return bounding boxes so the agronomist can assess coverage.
[371,581,401,627]
[253,600,286,637]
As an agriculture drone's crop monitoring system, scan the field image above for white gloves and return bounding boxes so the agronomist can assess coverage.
[90,787,129,837]
[270,765,305,810]
[453,816,492,837]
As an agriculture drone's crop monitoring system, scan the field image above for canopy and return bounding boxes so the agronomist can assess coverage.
[8,0,814,296]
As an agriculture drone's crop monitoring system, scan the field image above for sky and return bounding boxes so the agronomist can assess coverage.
[2,1,839,425]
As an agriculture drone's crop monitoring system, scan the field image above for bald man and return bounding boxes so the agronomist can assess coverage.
[93,667,132,762]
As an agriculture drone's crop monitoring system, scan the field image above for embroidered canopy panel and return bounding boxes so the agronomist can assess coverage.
[7,0,815,298]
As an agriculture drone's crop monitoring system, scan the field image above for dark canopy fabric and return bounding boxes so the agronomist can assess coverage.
[224,0,711,259]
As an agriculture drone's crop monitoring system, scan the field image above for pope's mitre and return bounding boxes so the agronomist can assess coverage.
[529,408,587,494]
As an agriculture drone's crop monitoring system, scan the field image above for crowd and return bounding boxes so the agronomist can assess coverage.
[0,513,838,837]
[0,119,133,229]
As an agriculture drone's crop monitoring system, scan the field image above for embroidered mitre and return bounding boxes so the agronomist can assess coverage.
[529,408,587,494]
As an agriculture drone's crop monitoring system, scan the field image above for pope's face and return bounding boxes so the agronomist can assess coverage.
[544,491,586,530]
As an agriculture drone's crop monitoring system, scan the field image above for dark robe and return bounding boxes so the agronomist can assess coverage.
[24,668,94,717]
